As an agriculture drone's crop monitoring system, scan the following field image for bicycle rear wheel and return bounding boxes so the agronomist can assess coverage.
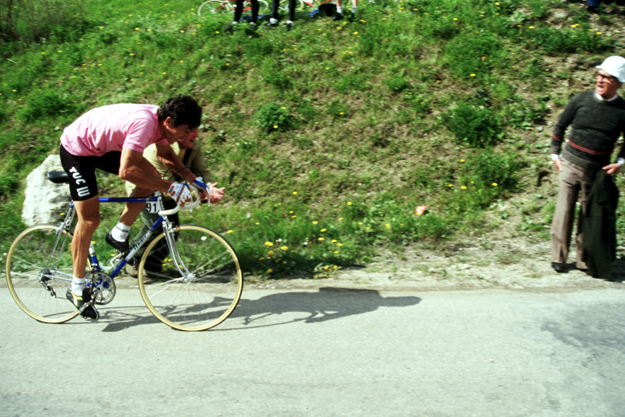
[138,225,243,331]
[5,224,79,323]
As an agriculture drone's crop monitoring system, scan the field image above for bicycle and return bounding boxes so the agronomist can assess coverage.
[5,172,243,332]
[197,0,269,16]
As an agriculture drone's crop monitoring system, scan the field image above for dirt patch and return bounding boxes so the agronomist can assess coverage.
[247,234,625,293]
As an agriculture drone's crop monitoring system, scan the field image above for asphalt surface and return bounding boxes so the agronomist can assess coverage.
[1,282,625,417]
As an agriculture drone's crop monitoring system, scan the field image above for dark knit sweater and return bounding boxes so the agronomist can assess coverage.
[551,91,625,169]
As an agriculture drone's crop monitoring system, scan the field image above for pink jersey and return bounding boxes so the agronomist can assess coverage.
[60,104,169,157]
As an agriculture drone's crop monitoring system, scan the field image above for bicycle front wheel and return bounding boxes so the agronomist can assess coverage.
[138,225,243,331]
[5,224,79,323]
[198,0,234,16]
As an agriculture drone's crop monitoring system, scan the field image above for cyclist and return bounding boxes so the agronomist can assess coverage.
[124,129,225,278]
[59,95,208,320]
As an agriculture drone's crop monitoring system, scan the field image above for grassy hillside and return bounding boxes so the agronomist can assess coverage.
[1,0,625,277]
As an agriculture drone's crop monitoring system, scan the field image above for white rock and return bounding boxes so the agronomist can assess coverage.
[22,155,71,226]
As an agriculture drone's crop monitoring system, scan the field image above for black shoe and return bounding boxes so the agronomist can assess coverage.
[225,24,235,33]
[333,12,343,21]
[552,262,566,273]
[249,22,258,31]
[106,232,129,253]
[66,288,99,320]
[286,21,293,32]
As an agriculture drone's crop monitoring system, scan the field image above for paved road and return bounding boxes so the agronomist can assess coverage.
[1,282,625,417]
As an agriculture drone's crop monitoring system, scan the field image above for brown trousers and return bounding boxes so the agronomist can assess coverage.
[551,159,600,268]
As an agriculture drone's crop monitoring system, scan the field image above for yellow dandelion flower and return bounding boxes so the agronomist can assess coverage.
[318,237,325,241]
[321,228,327,232]
[274,125,278,128]
[461,186,467,190]
[267,250,274,255]
[293,191,297,195]
[267,269,273,273]
[470,74,476,77]
[264,242,273,246]
[492,183,498,187]
[281,246,288,251]
[227,230,233,233]
[256,222,260,225]
[337,243,343,247]
[313,221,318,225]
[347,202,352,205]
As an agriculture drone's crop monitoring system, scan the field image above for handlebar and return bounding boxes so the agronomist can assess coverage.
[159,179,209,216]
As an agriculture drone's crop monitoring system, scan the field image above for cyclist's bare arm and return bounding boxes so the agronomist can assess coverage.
[119,148,174,192]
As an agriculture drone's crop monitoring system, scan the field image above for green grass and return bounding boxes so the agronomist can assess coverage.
[1,0,624,277]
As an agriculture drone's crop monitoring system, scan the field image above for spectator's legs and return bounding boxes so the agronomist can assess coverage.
[234,0,244,22]
[250,0,259,23]
[551,162,580,265]
[270,0,280,24]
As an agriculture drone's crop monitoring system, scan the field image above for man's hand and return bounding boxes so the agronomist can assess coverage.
[168,182,193,205]
[209,182,225,204]
[603,163,621,175]
[554,158,563,172]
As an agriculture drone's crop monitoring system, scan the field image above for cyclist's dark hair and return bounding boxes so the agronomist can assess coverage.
[157,95,202,129]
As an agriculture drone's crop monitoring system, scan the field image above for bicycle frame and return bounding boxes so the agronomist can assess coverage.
[58,191,197,282]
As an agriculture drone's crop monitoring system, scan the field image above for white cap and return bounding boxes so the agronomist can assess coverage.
[596,56,625,82]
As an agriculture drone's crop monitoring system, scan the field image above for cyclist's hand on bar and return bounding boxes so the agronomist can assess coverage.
[168,182,193,206]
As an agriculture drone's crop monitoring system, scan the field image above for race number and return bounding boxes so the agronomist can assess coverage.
[146,202,159,213]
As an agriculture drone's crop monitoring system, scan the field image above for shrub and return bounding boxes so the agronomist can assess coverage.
[443,105,503,147]
[17,91,74,122]
[335,74,368,93]
[384,75,410,93]
[255,103,294,133]
[0,0,88,45]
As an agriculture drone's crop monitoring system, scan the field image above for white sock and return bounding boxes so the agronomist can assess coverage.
[232,21,239,25]
[351,7,357,13]
[287,20,294,25]
[270,17,278,25]
[337,6,343,13]
[111,222,130,242]
[72,277,87,296]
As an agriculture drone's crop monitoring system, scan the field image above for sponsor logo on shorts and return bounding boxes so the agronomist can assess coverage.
[69,166,90,198]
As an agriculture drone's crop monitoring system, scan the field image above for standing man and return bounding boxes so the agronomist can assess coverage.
[551,56,625,273]
[60,95,215,320]
[124,129,225,277]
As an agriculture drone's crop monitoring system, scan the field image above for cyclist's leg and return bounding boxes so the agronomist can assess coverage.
[72,196,100,280]
[59,145,100,282]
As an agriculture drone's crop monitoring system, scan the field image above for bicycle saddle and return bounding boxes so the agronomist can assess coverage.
[47,171,70,184]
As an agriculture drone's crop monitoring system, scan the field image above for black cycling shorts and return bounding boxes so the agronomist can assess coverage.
[59,144,121,201]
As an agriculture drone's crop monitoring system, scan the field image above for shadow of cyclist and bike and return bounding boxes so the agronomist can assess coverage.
[96,287,421,332]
